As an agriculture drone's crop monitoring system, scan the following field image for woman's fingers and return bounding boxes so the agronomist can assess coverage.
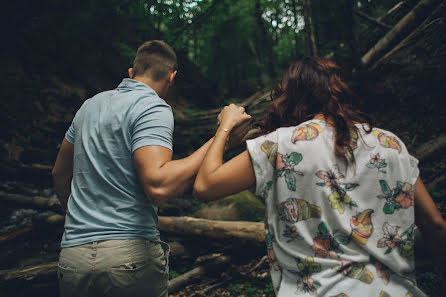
[219,104,251,129]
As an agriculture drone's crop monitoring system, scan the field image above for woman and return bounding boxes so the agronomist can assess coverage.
[194,57,446,296]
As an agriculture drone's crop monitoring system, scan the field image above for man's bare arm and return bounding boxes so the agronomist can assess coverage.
[133,137,214,206]
[133,114,251,207]
[52,139,74,212]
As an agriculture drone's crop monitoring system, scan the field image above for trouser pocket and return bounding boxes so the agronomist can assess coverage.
[159,241,170,276]
[107,241,170,297]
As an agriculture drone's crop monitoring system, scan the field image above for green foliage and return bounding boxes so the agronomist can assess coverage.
[169,269,181,280]
[193,190,265,222]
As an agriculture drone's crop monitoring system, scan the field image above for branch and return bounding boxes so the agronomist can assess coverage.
[361,0,440,67]
[377,1,406,22]
[168,255,231,293]
[354,9,392,29]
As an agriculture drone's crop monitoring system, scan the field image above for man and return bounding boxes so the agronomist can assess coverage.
[52,40,249,297]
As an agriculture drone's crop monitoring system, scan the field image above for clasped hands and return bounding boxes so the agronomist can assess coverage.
[217,104,252,150]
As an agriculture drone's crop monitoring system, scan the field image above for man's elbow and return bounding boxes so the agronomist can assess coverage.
[146,186,170,207]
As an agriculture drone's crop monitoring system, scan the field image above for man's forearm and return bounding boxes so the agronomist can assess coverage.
[156,137,214,199]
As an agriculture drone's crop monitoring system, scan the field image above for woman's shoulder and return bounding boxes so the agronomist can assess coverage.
[358,125,409,155]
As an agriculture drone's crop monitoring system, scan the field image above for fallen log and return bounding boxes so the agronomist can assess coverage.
[157,216,265,244]
[361,0,440,67]
[0,226,33,244]
[373,0,445,68]
[415,135,446,161]
[0,190,61,211]
[0,262,58,282]
[168,255,231,293]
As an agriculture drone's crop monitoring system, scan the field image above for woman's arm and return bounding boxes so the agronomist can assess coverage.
[194,104,255,201]
[414,176,446,281]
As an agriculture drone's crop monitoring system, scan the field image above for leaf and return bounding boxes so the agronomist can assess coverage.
[286,152,303,165]
[313,280,322,287]
[396,181,404,190]
[266,181,273,190]
[350,201,358,208]
[376,194,387,200]
[344,183,359,191]
[334,234,352,245]
[334,247,344,254]
[366,163,376,169]
[379,161,387,168]
[285,172,296,191]
[379,170,387,173]
[316,182,326,187]
[379,180,392,196]
[384,248,393,254]
[294,170,304,176]
[318,222,330,235]
[383,203,396,214]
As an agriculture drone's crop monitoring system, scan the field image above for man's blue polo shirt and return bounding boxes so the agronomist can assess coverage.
[61,78,174,248]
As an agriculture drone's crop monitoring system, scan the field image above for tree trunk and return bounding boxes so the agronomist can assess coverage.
[290,0,301,56]
[157,216,265,243]
[345,0,361,66]
[302,0,318,56]
[361,0,440,67]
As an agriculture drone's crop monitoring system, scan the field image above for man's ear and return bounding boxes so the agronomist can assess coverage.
[128,68,134,78]
[168,70,177,84]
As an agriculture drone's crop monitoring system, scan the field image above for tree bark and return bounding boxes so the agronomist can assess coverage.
[302,0,318,56]
[157,216,265,243]
[361,0,440,67]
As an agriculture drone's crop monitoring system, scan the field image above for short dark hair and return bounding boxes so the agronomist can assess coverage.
[132,40,177,81]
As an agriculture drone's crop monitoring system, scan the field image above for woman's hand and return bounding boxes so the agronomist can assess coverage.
[217,104,251,132]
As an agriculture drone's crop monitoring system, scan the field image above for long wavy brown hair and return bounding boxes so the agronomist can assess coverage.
[257,57,373,165]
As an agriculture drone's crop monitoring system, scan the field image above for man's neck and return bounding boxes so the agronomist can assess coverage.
[132,76,167,98]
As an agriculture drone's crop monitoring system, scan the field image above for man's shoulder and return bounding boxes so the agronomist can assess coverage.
[131,92,172,114]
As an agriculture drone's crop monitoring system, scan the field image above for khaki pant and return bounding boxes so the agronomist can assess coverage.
[58,239,169,297]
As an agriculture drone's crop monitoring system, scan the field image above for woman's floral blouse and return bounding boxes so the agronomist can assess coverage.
[246,119,425,297]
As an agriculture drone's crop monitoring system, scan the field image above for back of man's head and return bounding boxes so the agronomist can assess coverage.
[132,40,177,81]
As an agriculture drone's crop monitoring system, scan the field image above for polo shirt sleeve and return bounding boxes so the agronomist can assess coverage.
[131,99,174,153]
[65,121,76,144]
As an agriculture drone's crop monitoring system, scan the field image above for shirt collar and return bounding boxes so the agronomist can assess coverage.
[116,78,157,95]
